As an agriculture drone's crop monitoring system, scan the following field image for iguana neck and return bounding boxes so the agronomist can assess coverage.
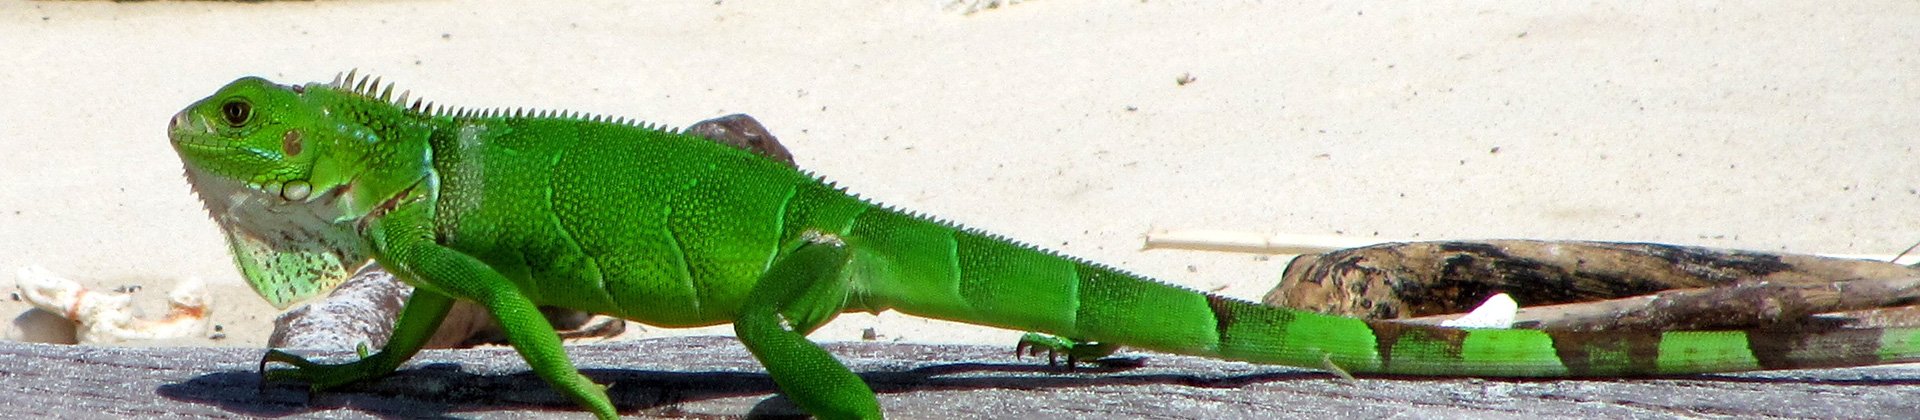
[302,85,440,224]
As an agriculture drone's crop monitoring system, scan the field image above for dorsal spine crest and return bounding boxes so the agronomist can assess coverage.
[325,71,692,134]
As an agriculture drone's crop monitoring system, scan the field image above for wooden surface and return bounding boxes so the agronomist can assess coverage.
[6,336,1920,419]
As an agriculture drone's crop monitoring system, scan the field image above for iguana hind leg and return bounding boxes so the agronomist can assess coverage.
[733,231,880,420]
[1014,333,1118,368]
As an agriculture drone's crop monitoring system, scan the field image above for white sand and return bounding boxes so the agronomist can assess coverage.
[3,1,1918,347]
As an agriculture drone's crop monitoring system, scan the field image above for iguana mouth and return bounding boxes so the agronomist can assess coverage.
[167,109,194,134]
[167,110,210,150]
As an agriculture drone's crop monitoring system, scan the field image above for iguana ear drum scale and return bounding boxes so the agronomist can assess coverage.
[171,73,1920,419]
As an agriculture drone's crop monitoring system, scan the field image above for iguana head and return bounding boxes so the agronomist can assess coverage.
[169,73,433,308]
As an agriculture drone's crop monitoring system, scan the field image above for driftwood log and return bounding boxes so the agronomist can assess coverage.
[7,336,1920,419]
[1267,240,1920,330]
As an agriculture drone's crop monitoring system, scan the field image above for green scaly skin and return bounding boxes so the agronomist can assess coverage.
[170,73,1920,419]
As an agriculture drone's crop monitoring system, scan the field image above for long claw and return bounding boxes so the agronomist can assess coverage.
[255,348,383,394]
[258,349,320,394]
[1013,333,1123,370]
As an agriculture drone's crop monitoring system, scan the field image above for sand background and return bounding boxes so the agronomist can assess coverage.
[3,1,1917,347]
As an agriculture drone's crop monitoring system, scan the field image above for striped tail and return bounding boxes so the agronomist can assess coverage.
[846,210,1920,377]
[1201,297,1920,376]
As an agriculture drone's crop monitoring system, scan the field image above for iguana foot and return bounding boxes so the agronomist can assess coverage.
[258,348,389,392]
[1014,332,1119,369]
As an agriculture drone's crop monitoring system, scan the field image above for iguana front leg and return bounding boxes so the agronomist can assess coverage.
[734,231,880,420]
[357,196,616,418]
[260,289,453,389]
[382,273,612,418]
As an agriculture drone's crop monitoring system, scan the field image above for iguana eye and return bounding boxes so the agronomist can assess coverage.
[220,99,252,127]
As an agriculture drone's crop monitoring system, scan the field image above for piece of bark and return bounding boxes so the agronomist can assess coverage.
[7,337,1919,418]
[268,270,412,349]
[1827,305,1920,329]
[269,270,506,349]
[269,269,625,350]
[1267,240,1920,320]
[684,113,795,167]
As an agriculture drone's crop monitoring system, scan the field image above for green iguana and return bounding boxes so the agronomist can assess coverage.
[168,72,1920,419]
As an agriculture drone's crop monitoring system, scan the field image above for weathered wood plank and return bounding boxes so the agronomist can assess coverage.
[4,337,1918,419]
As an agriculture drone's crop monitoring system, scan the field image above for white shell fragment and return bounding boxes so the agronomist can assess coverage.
[1440,293,1519,329]
[12,266,212,344]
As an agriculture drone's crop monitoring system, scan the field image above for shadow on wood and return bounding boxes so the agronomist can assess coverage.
[7,336,1920,418]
